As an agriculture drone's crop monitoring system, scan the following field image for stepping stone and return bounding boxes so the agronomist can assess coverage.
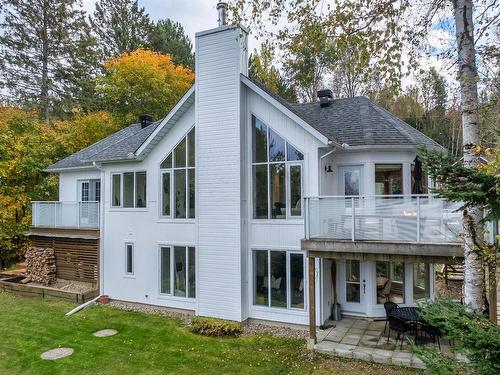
[41,348,74,360]
[93,329,118,337]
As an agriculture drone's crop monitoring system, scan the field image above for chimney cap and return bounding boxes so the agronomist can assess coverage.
[217,1,228,27]
[140,114,154,128]
[317,89,333,99]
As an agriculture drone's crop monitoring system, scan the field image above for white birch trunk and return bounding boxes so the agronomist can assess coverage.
[452,0,484,311]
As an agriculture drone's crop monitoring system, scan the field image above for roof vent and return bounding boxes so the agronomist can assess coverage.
[140,114,153,128]
[318,89,333,107]
[217,1,228,27]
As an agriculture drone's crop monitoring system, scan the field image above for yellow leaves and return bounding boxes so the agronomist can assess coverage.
[99,48,194,125]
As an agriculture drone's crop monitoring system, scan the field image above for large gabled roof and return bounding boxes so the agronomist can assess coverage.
[46,76,443,173]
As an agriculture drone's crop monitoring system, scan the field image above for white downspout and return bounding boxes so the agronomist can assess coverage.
[93,161,105,295]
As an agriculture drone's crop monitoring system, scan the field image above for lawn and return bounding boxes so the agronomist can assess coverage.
[0,292,422,374]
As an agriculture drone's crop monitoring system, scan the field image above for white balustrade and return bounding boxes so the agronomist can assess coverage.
[31,201,99,229]
[305,195,462,243]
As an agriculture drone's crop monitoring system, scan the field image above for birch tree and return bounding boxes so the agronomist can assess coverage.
[229,0,499,311]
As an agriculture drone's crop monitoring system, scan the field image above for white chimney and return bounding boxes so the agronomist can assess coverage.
[217,1,228,27]
[194,7,248,321]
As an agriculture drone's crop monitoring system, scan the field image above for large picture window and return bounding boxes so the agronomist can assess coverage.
[159,245,196,298]
[111,172,147,208]
[253,250,305,309]
[251,115,303,219]
[375,164,402,195]
[160,128,195,219]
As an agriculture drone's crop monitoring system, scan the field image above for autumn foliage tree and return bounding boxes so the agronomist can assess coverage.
[97,49,194,125]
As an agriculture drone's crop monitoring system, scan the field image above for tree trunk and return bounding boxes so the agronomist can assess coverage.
[452,0,484,311]
[41,0,50,123]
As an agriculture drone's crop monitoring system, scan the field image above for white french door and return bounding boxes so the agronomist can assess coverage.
[340,259,369,315]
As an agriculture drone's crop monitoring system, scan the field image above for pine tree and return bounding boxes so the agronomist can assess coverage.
[151,19,194,69]
[0,0,98,122]
[90,0,153,61]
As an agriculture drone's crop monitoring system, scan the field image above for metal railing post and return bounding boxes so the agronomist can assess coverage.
[416,196,421,242]
[351,197,355,241]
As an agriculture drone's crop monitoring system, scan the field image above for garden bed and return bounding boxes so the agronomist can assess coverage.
[0,276,98,303]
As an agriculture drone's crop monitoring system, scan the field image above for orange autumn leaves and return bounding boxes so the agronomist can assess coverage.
[98,48,194,125]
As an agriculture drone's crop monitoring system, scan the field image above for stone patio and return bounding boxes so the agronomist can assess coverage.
[314,318,431,369]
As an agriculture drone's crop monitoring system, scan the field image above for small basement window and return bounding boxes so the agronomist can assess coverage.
[125,243,134,275]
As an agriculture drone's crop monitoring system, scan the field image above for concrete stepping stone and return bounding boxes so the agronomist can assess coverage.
[93,329,118,337]
[40,348,74,360]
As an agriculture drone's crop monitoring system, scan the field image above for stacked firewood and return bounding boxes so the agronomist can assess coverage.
[25,247,56,285]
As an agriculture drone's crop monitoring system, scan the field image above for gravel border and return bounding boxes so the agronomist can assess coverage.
[105,300,308,340]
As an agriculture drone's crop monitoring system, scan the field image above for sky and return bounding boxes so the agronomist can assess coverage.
[81,0,457,92]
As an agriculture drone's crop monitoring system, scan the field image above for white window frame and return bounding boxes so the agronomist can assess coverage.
[158,245,196,299]
[110,171,147,209]
[250,115,304,220]
[159,126,195,219]
[252,249,306,311]
[124,242,134,276]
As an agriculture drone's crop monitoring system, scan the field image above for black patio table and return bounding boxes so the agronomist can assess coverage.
[390,306,423,322]
[389,307,423,344]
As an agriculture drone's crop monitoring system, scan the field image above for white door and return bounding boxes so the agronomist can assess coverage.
[78,180,90,224]
[340,259,369,315]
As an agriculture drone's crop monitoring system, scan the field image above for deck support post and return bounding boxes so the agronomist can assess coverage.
[307,255,316,349]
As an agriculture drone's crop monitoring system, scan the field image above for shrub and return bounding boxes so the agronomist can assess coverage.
[190,316,242,337]
[414,298,500,375]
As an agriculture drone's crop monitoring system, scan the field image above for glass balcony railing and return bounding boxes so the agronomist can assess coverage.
[31,201,100,229]
[304,195,462,243]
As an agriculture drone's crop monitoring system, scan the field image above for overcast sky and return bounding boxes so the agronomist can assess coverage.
[81,0,457,92]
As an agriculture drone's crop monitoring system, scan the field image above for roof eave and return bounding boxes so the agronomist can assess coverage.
[43,165,98,173]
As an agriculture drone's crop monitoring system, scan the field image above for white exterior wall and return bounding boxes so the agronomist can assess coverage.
[58,170,100,201]
[101,105,196,311]
[244,88,325,325]
[195,26,247,321]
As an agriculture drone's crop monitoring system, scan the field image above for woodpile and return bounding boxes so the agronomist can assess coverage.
[25,247,56,285]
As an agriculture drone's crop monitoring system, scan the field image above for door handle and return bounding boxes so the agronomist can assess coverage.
[363,279,366,294]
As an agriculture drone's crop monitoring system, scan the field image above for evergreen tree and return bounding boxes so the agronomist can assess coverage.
[0,0,98,122]
[90,0,153,61]
[151,19,194,69]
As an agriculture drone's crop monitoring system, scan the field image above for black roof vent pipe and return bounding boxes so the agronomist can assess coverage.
[140,114,153,128]
[317,89,333,107]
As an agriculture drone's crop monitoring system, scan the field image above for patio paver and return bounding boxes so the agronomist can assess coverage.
[314,317,451,370]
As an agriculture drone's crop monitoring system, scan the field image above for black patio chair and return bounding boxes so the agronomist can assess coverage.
[383,301,399,333]
[421,323,444,350]
[387,315,416,349]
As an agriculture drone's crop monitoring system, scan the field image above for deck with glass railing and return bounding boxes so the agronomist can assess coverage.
[304,195,463,244]
[32,201,100,229]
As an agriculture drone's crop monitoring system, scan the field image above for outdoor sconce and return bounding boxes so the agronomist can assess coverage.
[324,165,333,173]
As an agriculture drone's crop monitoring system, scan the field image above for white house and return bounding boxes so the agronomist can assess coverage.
[30,3,463,344]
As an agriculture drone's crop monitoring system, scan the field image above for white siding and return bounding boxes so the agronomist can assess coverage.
[195,26,247,321]
[59,170,100,201]
[101,104,197,311]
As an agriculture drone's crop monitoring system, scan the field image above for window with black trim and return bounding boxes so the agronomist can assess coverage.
[160,128,195,218]
[125,243,134,275]
[251,115,303,219]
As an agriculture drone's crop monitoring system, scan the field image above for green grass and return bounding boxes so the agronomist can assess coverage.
[0,292,422,375]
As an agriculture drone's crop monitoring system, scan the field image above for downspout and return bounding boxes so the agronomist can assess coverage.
[93,161,105,295]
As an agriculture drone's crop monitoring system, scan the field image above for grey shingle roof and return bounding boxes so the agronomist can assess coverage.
[293,97,442,148]
[247,76,442,149]
[45,121,161,171]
